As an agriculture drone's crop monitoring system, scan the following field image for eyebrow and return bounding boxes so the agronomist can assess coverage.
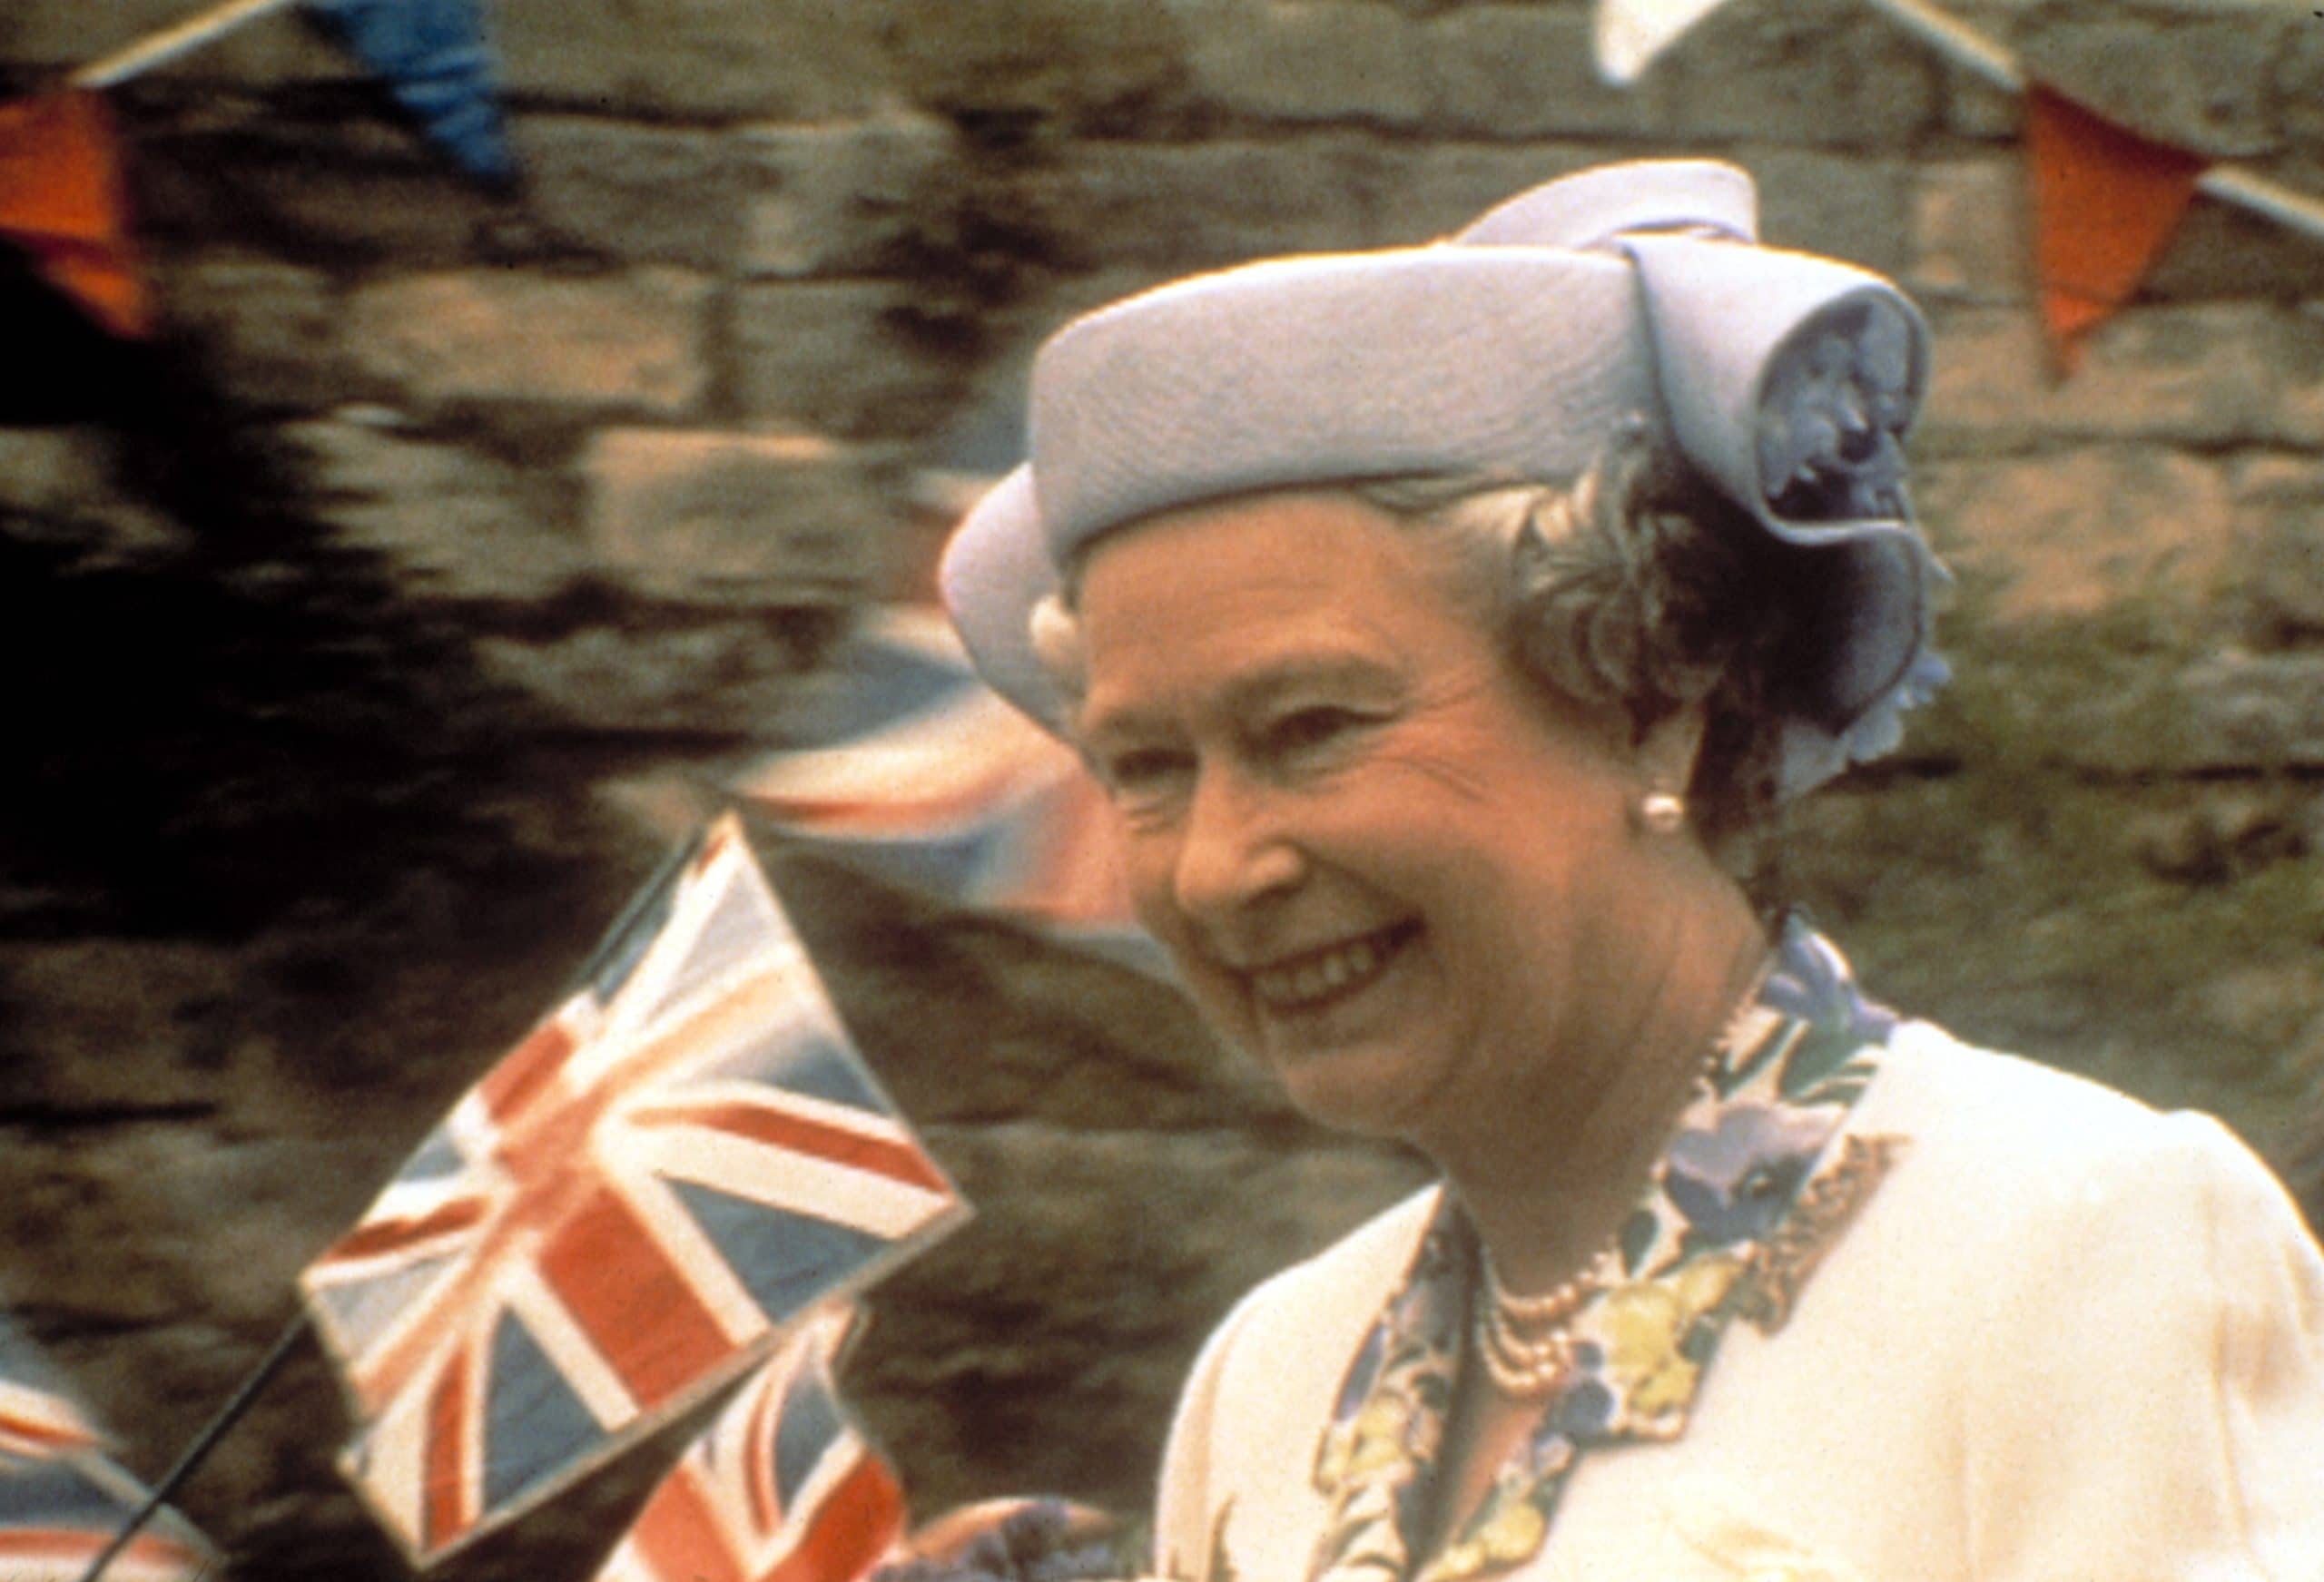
[1079,647,1407,744]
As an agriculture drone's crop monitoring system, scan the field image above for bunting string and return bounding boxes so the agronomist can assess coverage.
[1857,0,2019,90]
[1856,0,2324,246]
[68,0,303,89]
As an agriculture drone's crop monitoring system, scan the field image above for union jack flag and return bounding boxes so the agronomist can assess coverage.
[730,607,1163,976]
[594,1305,902,1582]
[299,812,968,1566]
[0,1316,213,1581]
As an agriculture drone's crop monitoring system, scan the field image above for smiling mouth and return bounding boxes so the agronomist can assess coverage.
[1246,920,1421,1012]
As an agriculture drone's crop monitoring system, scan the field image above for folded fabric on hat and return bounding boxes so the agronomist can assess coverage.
[941,158,1947,798]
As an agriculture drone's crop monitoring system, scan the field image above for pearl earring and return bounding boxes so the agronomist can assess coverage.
[1635,791,1686,835]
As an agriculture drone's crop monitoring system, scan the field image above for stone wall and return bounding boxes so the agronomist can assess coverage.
[2,1,2320,1577]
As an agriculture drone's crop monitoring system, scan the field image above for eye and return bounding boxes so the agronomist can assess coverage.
[1261,704,1370,760]
[1097,744,1194,805]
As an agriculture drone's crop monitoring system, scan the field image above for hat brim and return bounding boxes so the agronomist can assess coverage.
[940,465,1073,733]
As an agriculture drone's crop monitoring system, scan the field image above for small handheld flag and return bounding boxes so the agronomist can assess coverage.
[594,1307,903,1582]
[0,1318,213,1582]
[300,814,966,1565]
[732,608,1160,974]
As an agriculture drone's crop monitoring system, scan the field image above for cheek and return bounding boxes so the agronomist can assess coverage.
[1116,828,1181,935]
[1353,779,1616,953]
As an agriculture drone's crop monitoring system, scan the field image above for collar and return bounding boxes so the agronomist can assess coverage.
[1307,918,1906,1582]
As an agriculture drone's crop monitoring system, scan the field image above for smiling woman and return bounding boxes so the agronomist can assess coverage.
[931,161,2324,1581]
[1071,491,1748,1190]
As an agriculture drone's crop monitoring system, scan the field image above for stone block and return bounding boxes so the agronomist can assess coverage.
[2174,652,2324,770]
[736,113,963,279]
[2229,454,2324,643]
[1179,0,1429,127]
[1379,143,1607,243]
[881,0,1189,124]
[1029,139,1379,269]
[2129,791,2317,895]
[1939,56,2024,142]
[0,941,244,1114]
[0,429,114,516]
[1921,304,2280,450]
[1919,311,2062,445]
[1420,5,1669,138]
[728,281,959,439]
[132,118,497,264]
[493,0,898,119]
[1,1127,352,1337]
[0,2,209,71]
[0,1135,183,1324]
[283,413,590,602]
[143,1135,353,1326]
[1910,159,2030,304]
[1918,446,2235,624]
[1750,150,1913,275]
[2268,304,2324,447]
[517,118,740,271]
[968,270,1186,417]
[2017,10,2284,160]
[901,1125,1423,1325]
[1656,0,1941,146]
[582,428,888,607]
[344,268,713,418]
[2279,20,2324,152]
[2142,184,2324,304]
[0,436,186,567]
[164,258,346,409]
[475,622,813,734]
[165,13,356,87]
[2195,960,2324,1051]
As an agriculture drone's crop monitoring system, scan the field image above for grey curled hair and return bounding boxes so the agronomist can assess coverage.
[1354,421,1796,845]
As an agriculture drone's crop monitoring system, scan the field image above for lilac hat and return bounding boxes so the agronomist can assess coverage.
[940,160,1948,797]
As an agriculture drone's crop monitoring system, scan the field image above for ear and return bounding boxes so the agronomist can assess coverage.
[1636,706,1708,795]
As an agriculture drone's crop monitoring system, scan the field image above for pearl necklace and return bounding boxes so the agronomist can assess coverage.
[1472,1240,1622,1398]
[1469,957,1771,1400]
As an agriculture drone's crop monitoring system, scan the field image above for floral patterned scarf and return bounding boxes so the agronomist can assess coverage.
[1306,920,1905,1582]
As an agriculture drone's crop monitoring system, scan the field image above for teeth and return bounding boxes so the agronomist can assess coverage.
[1250,929,1402,1009]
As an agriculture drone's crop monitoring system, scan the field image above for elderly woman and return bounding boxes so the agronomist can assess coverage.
[934,162,2324,1580]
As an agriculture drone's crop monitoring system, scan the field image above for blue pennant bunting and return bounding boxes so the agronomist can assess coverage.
[304,0,517,185]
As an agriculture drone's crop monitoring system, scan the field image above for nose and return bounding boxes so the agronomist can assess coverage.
[1169,762,1305,936]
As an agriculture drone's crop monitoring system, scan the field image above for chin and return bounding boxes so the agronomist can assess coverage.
[1263,1040,1429,1143]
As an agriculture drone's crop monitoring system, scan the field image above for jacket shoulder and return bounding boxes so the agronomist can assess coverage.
[1854,1021,2319,1301]
[1869,1022,2220,1178]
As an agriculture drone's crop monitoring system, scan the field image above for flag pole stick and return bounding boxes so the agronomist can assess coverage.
[69,0,305,89]
[1857,0,2324,248]
[77,1313,309,1582]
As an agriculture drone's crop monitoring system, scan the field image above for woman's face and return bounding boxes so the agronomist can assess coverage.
[1073,490,1668,1153]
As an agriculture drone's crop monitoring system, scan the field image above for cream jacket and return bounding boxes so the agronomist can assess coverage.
[1155,1025,2324,1581]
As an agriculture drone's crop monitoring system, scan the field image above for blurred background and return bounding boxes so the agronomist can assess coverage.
[2,0,2320,1577]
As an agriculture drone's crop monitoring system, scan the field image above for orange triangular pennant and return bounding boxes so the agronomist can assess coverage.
[2025,84,2206,375]
[0,89,151,339]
